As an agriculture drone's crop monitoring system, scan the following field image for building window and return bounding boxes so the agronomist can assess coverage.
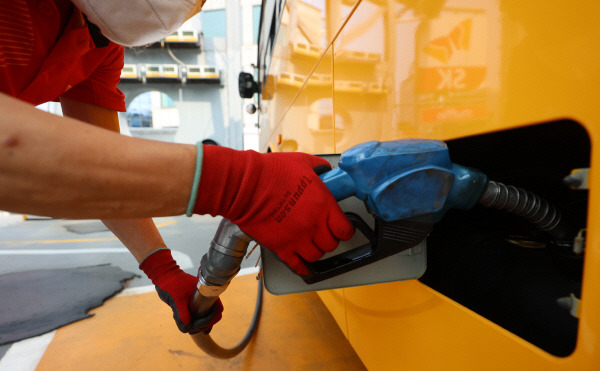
[202,9,227,38]
[127,91,179,129]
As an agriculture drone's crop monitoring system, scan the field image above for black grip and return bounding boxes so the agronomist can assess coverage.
[301,214,433,284]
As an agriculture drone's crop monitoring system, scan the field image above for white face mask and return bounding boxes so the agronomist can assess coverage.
[72,0,204,47]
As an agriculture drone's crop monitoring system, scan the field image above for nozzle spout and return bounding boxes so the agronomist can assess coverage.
[189,219,253,316]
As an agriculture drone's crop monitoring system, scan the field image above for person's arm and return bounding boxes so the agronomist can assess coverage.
[0,91,354,273]
[57,95,213,333]
[0,92,194,219]
[58,96,167,262]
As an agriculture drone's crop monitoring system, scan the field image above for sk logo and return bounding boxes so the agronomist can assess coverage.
[423,19,472,64]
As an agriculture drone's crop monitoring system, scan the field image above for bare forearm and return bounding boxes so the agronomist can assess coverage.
[56,97,172,261]
[0,93,195,219]
[102,219,167,262]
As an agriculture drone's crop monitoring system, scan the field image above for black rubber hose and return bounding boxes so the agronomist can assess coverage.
[190,276,263,359]
[478,180,567,240]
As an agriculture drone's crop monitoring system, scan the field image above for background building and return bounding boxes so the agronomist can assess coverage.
[39,1,262,150]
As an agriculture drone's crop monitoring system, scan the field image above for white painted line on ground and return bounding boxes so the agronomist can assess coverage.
[0,249,194,270]
[0,331,55,371]
[116,285,156,297]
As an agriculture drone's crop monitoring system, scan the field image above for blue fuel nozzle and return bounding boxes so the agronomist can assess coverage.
[304,139,488,284]
[320,139,488,221]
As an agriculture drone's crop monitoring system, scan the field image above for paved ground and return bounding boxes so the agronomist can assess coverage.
[0,214,259,364]
[0,214,260,282]
[0,214,365,370]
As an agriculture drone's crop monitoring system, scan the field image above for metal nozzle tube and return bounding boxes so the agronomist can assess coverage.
[189,219,253,316]
[189,219,259,359]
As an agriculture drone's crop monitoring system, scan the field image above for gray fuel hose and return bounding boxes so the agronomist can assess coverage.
[190,277,263,359]
[188,219,262,358]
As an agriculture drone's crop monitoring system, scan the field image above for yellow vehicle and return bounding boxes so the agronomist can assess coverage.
[253,0,600,369]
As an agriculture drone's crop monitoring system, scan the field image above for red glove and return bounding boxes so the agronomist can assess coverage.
[140,248,223,334]
[193,145,355,275]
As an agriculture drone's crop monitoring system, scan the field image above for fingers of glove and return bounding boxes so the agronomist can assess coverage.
[189,298,224,335]
[152,270,199,333]
[156,286,191,333]
[279,252,309,276]
[296,243,325,262]
[311,228,340,254]
[327,209,355,241]
[299,153,332,171]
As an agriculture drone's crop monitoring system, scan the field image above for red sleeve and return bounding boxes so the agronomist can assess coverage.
[61,42,127,112]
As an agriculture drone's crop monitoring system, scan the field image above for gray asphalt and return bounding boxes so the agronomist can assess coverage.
[0,214,261,359]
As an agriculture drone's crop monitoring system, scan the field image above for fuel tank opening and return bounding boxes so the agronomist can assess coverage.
[420,120,588,357]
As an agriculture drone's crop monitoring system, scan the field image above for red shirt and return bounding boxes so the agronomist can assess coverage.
[0,0,126,111]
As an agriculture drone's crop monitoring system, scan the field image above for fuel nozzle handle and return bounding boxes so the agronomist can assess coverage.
[302,139,489,284]
[189,219,253,317]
